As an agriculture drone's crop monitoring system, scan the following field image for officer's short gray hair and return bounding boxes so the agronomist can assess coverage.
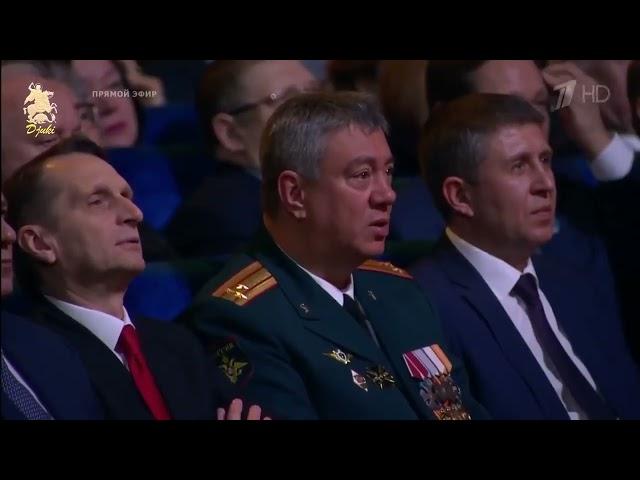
[260,91,388,216]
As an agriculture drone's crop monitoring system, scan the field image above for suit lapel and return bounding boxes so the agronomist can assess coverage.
[134,317,194,417]
[33,298,152,419]
[436,238,569,419]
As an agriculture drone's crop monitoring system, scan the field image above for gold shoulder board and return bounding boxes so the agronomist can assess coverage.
[212,261,277,306]
[358,259,413,279]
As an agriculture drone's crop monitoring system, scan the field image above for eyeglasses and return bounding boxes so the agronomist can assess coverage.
[76,102,98,125]
[226,82,321,116]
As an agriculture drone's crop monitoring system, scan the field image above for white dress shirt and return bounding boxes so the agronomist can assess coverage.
[45,296,134,368]
[446,228,599,419]
[590,132,640,181]
[275,242,355,305]
[298,265,355,306]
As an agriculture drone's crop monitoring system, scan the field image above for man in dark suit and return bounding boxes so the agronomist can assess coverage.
[166,60,317,258]
[4,136,269,420]
[2,192,102,420]
[180,91,487,420]
[424,60,639,359]
[410,93,640,419]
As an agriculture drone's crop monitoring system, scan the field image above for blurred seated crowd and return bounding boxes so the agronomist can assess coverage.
[1,59,638,420]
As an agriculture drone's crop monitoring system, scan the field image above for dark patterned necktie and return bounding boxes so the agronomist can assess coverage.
[1,353,52,420]
[512,273,614,419]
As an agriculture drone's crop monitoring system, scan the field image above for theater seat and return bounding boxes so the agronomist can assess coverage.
[124,257,226,322]
[140,104,203,148]
[390,176,444,242]
[107,147,182,231]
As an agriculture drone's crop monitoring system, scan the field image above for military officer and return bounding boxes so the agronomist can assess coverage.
[180,91,488,420]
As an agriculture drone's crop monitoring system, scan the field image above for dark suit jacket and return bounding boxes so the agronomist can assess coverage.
[556,155,640,361]
[179,228,488,420]
[2,311,103,420]
[410,237,640,420]
[29,297,235,420]
[166,162,262,258]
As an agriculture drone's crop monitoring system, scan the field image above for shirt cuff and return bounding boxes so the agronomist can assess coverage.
[590,133,634,181]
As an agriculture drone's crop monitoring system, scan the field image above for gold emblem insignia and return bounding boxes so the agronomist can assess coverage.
[218,354,248,384]
[366,365,396,389]
[323,349,352,365]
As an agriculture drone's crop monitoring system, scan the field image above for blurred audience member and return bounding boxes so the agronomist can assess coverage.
[327,60,380,95]
[166,60,317,258]
[72,60,142,148]
[378,60,429,176]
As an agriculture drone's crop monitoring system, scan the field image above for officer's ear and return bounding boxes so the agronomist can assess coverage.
[442,176,474,218]
[212,113,246,153]
[277,170,307,220]
[17,224,58,265]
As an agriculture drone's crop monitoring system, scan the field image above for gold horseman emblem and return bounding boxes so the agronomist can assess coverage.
[24,82,58,126]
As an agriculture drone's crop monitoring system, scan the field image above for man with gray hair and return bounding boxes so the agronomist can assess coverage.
[180,91,487,420]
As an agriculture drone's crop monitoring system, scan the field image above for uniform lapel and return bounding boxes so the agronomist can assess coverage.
[251,231,384,365]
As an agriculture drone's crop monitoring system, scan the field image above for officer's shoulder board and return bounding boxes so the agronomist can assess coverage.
[358,259,413,279]
[211,261,277,306]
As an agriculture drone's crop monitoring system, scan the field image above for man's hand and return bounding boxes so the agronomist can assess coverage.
[217,398,272,420]
[542,61,613,158]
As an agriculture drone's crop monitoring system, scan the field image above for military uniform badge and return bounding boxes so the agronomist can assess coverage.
[210,338,253,386]
[351,370,369,392]
[324,348,352,365]
[365,365,396,390]
[212,261,277,306]
[402,344,471,420]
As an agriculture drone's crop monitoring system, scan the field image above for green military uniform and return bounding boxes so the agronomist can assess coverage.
[180,229,488,420]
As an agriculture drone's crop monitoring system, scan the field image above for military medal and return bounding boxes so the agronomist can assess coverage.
[351,370,368,391]
[324,348,352,365]
[403,344,471,420]
[365,365,396,389]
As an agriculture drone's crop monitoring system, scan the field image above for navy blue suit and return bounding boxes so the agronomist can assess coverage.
[28,297,235,420]
[166,161,262,258]
[555,156,640,361]
[2,311,103,420]
[409,237,640,420]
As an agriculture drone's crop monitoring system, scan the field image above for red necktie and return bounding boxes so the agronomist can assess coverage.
[116,324,171,420]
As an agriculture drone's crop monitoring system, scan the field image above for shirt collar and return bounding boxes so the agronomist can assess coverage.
[446,227,538,300]
[274,241,354,306]
[45,295,133,352]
